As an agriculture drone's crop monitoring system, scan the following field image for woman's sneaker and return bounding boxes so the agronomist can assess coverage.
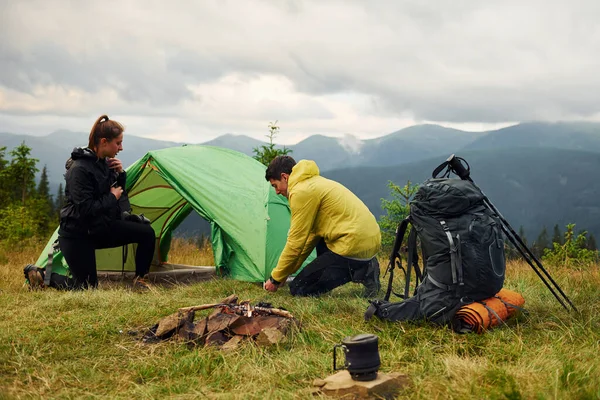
[132,276,153,291]
[23,264,45,290]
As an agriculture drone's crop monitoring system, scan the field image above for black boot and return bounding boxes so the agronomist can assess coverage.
[23,264,45,290]
[362,258,381,298]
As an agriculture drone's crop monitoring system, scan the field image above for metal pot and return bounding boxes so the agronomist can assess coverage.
[333,333,381,381]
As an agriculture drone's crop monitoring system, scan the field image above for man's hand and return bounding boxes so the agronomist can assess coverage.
[107,158,123,173]
[263,278,280,292]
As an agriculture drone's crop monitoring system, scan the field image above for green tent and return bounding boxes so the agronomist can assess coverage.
[36,145,312,282]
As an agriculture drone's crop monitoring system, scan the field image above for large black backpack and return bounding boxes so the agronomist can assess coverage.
[366,177,506,325]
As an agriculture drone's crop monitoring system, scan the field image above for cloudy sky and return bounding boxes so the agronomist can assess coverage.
[2,0,600,144]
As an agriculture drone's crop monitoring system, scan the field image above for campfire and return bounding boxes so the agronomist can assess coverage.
[143,295,300,349]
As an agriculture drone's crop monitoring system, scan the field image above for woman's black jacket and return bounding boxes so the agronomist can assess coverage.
[59,147,130,238]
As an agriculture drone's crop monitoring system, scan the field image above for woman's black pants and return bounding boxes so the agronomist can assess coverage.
[59,220,156,290]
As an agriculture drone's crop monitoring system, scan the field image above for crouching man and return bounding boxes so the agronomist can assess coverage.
[263,156,381,297]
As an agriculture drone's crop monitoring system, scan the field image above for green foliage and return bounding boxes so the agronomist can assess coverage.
[0,143,55,243]
[0,203,38,244]
[252,121,292,167]
[378,180,419,249]
[543,223,599,268]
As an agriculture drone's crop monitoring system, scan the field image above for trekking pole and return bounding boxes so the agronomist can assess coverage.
[434,155,578,312]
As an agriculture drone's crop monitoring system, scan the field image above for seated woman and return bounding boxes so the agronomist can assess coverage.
[38,115,156,290]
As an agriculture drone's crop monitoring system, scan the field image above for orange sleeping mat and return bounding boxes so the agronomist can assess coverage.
[452,288,525,333]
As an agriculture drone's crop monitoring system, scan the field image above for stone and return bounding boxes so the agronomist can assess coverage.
[255,327,286,346]
[205,331,229,347]
[222,335,244,351]
[312,370,409,400]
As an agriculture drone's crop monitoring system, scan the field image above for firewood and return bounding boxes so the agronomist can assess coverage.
[220,294,239,304]
[178,303,221,313]
[253,306,295,319]
[147,298,299,348]
[193,318,208,337]
[155,310,194,337]
[207,313,240,334]
[229,316,263,336]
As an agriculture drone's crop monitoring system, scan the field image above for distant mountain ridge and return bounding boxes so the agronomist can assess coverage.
[462,122,600,152]
[3,121,600,187]
[0,130,183,188]
[324,147,600,239]
[3,121,600,238]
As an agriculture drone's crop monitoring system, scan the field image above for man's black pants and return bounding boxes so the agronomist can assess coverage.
[59,220,156,290]
[289,239,378,297]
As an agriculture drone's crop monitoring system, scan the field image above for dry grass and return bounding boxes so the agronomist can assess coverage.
[0,239,599,399]
[165,236,214,266]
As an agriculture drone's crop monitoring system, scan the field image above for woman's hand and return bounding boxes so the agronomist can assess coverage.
[107,158,123,173]
[110,186,123,200]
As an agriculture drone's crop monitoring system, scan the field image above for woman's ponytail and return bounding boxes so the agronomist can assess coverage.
[88,115,124,151]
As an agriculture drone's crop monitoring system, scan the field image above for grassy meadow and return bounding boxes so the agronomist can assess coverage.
[0,238,599,399]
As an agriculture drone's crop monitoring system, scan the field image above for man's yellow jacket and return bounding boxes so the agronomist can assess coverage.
[271,160,381,282]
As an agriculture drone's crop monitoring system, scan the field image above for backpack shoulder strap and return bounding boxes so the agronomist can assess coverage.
[404,227,420,299]
[384,217,410,301]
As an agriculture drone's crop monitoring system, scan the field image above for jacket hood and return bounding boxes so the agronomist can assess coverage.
[66,147,98,170]
[288,160,320,191]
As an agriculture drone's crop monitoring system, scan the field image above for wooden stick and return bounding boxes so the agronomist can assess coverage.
[178,303,222,313]
[177,303,295,319]
[254,306,295,319]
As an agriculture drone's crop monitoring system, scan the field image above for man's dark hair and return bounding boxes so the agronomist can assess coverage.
[265,155,296,181]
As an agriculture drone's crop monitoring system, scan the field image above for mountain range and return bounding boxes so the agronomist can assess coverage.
[2,121,600,239]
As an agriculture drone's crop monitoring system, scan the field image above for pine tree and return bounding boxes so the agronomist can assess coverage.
[587,234,597,251]
[552,224,563,245]
[37,165,51,199]
[54,183,65,221]
[252,121,292,166]
[8,142,38,205]
[34,165,54,235]
[518,225,527,246]
[533,226,549,258]
[0,146,9,209]
[37,165,54,212]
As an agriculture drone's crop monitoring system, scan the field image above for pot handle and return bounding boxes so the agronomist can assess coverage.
[332,344,348,371]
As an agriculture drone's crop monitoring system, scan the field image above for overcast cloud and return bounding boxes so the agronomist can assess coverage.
[1,0,600,143]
